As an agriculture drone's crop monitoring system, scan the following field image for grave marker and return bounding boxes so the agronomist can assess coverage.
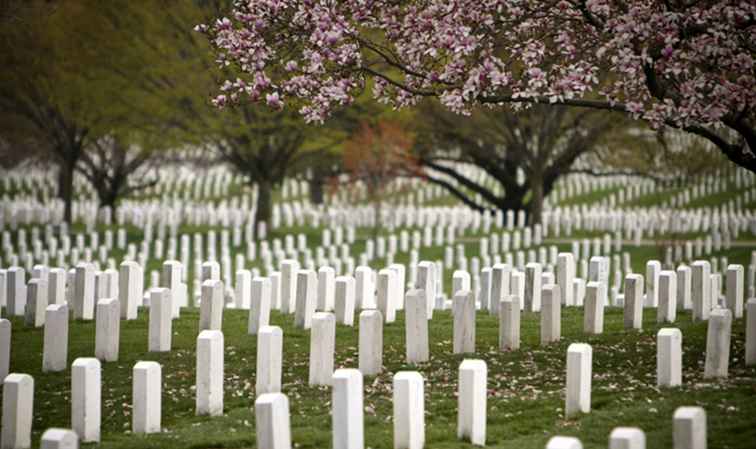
[255,393,291,449]
[405,289,429,364]
[457,360,486,446]
[309,312,335,386]
[565,343,592,418]
[393,372,424,449]
[256,326,283,397]
[132,361,161,434]
[71,358,101,442]
[332,369,363,449]
[657,328,682,387]
[1,373,33,449]
[358,310,383,376]
[196,330,224,416]
[94,298,120,362]
[453,290,475,354]
[703,308,731,379]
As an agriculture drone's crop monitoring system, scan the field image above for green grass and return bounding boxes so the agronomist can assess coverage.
[5,304,754,449]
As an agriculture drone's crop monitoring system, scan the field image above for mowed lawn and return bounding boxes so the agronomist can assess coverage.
[3,301,755,449]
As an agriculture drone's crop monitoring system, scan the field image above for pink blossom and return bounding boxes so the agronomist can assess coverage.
[199,0,756,163]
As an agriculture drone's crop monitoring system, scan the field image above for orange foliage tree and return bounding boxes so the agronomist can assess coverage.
[342,120,417,234]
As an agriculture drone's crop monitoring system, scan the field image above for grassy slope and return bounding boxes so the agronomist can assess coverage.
[5,304,755,449]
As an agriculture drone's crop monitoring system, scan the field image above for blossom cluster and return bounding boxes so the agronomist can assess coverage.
[199,0,755,129]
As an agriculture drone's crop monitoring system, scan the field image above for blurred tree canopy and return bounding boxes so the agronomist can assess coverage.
[0,0,366,224]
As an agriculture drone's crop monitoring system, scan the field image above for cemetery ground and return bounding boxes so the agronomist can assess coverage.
[2,222,756,449]
[2,167,756,449]
[6,296,755,449]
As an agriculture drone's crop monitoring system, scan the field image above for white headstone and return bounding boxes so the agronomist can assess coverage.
[48,268,67,307]
[524,263,542,313]
[725,264,744,318]
[453,290,475,354]
[645,260,661,307]
[39,428,78,449]
[416,262,435,319]
[676,265,692,310]
[94,298,120,362]
[71,358,101,442]
[162,260,185,318]
[199,280,224,331]
[457,359,486,446]
[7,268,27,317]
[1,373,33,449]
[565,343,592,418]
[405,289,429,364]
[196,330,224,416]
[557,253,575,306]
[0,320,10,380]
[148,289,172,352]
[334,276,356,326]
[332,369,363,449]
[499,296,520,351]
[547,436,583,449]
[255,393,291,449]
[358,310,383,376]
[118,262,142,320]
[657,328,682,387]
[624,274,644,330]
[658,270,677,323]
[235,269,252,310]
[691,261,711,321]
[317,267,335,312]
[376,269,397,323]
[73,264,94,320]
[746,298,756,366]
[309,312,335,386]
[541,284,561,345]
[673,406,706,449]
[132,361,161,434]
[280,260,299,314]
[393,371,424,449]
[703,308,731,379]
[355,266,375,310]
[489,264,511,316]
[584,282,604,335]
[25,279,47,328]
[609,427,645,449]
[256,326,283,397]
[249,277,271,335]
[294,270,317,329]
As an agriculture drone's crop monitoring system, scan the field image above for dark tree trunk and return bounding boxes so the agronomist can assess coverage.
[255,180,272,228]
[97,187,119,217]
[57,160,75,223]
[527,171,544,225]
[309,174,325,205]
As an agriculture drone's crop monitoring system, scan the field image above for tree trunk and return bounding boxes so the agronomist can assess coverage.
[57,161,75,223]
[372,191,382,240]
[309,174,325,205]
[97,186,119,217]
[255,180,273,228]
[528,171,544,225]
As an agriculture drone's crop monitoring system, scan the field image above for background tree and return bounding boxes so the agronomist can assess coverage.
[343,120,416,236]
[414,101,629,223]
[76,134,160,214]
[202,1,756,172]
[0,1,102,222]
[1,0,351,227]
